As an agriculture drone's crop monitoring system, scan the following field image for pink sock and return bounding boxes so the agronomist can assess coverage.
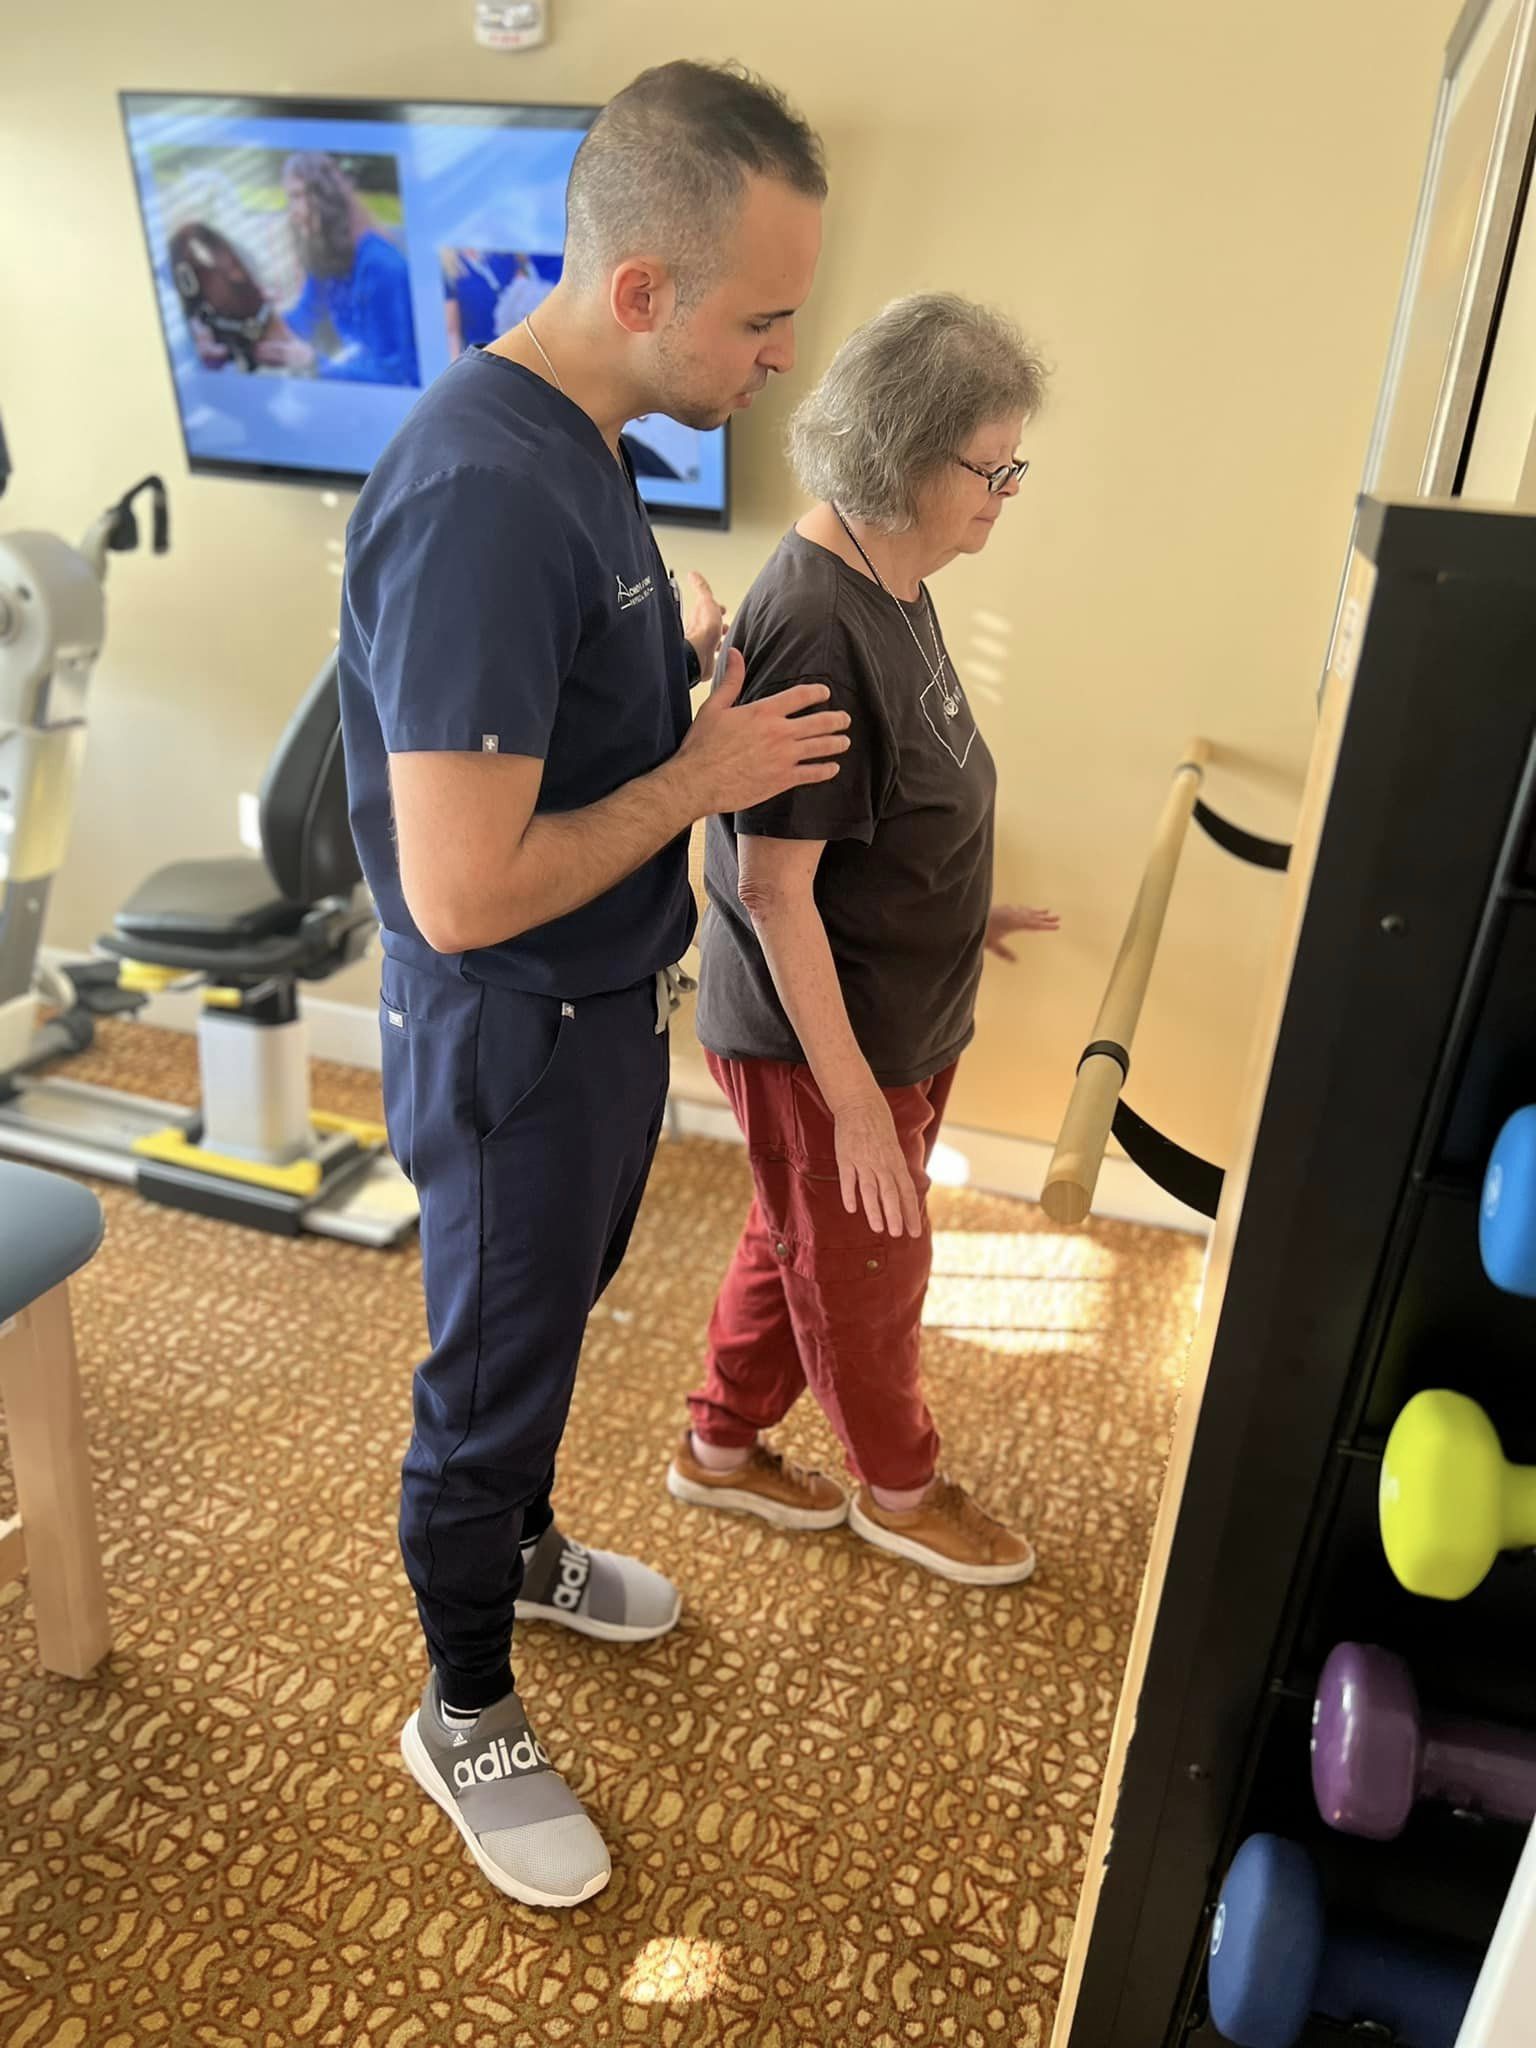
[870,1478,934,1513]
[691,1431,754,1473]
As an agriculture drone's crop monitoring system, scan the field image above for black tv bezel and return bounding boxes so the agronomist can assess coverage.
[117,89,732,531]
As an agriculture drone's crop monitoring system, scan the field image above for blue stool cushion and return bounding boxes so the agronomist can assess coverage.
[0,1162,105,1323]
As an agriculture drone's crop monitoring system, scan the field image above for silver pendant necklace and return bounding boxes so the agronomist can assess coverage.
[831,502,961,720]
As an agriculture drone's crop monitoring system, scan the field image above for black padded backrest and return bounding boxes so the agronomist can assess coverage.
[258,651,362,905]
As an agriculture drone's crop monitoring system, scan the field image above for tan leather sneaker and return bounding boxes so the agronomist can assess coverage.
[849,1476,1037,1585]
[667,1432,849,1531]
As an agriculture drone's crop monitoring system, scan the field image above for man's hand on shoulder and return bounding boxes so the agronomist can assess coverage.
[662,652,851,818]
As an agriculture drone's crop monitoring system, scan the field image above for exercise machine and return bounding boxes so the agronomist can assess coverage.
[0,420,416,1246]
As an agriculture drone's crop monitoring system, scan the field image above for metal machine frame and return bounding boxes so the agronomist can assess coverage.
[0,441,415,1247]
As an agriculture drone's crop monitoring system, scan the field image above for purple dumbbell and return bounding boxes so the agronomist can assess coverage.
[1311,1641,1536,1839]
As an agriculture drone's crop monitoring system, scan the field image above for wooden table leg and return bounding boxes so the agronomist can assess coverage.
[0,1283,111,1678]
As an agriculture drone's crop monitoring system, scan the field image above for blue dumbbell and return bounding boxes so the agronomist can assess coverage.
[1207,1834,1476,2048]
[1480,1104,1536,1297]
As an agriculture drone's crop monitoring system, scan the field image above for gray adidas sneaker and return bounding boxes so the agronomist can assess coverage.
[399,1673,611,1908]
[514,1523,681,1642]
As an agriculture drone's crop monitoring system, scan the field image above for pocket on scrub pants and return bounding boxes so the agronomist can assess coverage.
[474,988,576,1146]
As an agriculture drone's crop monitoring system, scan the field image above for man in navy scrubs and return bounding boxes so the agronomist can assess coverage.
[339,61,841,1907]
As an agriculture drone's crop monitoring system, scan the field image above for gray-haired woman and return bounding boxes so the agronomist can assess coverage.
[668,293,1059,1583]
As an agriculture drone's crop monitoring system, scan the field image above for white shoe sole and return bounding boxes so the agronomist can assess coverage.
[666,1462,849,1531]
[512,1592,681,1642]
[847,1498,1038,1586]
[399,1713,611,1910]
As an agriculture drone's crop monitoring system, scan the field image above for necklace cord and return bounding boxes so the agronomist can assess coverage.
[829,503,961,718]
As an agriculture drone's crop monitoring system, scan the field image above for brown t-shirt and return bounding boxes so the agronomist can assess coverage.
[696,529,998,1088]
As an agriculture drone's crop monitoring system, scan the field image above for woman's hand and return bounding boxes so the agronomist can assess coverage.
[190,318,230,369]
[254,308,313,373]
[254,330,318,374]
[832,1088,923,1237]
[681,568,728,683]
[985,902,1061,962]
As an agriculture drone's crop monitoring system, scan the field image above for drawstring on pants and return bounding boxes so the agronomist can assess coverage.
[654,962,697,1034]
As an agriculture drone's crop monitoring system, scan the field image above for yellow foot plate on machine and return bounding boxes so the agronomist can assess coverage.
[131,1127,325,1197]
[311,1108,389,1148]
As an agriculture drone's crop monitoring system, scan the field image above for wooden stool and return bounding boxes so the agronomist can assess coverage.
[0,1161,110,1677]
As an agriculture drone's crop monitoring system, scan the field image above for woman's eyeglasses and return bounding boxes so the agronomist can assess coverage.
[956,455,1030,495]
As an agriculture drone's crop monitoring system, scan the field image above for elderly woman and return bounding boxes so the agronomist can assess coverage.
[668,293,1057,1585]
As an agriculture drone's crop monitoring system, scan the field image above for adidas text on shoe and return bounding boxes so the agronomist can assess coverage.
[514,1525,681,1642]
[400,1674,611,1909]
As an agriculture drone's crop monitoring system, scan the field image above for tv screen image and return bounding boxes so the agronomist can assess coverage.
[119,93,730,527]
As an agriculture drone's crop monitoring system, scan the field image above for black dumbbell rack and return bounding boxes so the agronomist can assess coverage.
[1059,497,1536,2048]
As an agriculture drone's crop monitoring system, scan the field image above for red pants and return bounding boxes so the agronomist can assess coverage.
[689,1052,958,1492]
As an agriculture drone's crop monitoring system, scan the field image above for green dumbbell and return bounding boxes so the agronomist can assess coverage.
[1379,1390,1536,1600]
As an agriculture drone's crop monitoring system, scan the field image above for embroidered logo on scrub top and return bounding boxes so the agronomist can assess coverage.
[616,572,656,612]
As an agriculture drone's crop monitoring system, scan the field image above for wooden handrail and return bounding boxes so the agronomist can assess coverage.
[1042,737,1212,1224]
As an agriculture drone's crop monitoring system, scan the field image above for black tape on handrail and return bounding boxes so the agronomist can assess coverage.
[1193,800,1291,872]
[1111,1098,1225,1218]
[1078,1039,1130,1082]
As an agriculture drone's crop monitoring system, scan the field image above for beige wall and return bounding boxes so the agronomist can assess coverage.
[1,0,1456,1160]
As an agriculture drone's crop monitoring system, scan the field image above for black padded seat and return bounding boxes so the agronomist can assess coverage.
[114,856,306,948]
[97,652,375,987]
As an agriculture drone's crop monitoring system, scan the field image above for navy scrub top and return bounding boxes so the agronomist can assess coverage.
[339,347,697,1000]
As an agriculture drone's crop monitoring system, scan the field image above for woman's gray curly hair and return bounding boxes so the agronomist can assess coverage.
[788,293,1048,532]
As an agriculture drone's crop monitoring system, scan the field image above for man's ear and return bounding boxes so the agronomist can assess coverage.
[610,258,675,337]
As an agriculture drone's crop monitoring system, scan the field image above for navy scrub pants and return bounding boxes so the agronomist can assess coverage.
[379,955,670,1709]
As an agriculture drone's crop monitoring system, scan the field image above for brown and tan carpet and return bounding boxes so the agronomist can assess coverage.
[0,1020,1201,2048]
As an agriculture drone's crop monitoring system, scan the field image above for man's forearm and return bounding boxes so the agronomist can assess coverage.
[748,894,878,1111]
[441,758,698,952]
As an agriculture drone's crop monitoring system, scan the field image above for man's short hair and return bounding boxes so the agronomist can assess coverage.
[564,61,826,307]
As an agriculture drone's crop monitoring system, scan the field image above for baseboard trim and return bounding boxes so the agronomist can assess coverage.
[42,950,1210,1237]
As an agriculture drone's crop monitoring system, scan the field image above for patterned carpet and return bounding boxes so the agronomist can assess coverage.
[0,1018,1201,2048]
